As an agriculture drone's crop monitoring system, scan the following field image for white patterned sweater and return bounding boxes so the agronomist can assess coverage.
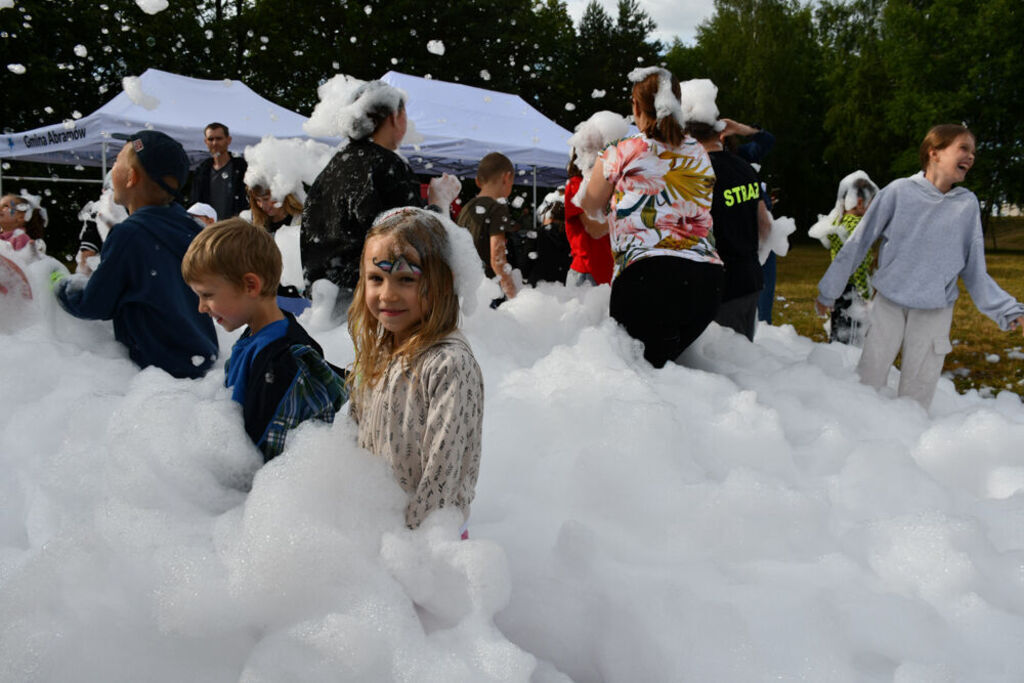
[352,332,484,529]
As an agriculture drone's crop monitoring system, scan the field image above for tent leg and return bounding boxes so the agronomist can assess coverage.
[102,141,108,179]
[532,166,537,230]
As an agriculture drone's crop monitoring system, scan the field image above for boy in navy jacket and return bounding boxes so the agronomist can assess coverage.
[182,218,346,461]
[55,131,217,378]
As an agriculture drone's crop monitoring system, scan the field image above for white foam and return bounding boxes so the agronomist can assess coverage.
[3,262,1024,680]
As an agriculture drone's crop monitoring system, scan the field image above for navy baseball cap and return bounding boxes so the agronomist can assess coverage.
[112,130,189,199]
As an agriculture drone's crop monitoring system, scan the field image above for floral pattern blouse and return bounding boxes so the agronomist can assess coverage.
[599,134,721,278]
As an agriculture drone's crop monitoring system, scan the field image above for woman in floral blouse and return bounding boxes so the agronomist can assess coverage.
[580,68,723,367]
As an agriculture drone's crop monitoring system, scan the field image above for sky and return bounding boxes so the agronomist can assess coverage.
[565,0,717,46]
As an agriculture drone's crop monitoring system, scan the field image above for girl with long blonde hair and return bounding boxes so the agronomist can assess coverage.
[347,207,483,531]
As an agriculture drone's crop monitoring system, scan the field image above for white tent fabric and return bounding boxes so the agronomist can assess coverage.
[380,71,572,186]
[1,68,315,170]
[2,69,574,188]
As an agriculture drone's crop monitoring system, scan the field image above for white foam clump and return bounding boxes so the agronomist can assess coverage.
[134,0,168,14]
[7,63,26,75]
[435,211,485,317]
[628,67,685,128]
[759,216,797,264]
[7,233,1024,679]
[122,75,160,111]
[567,110,630,175]
[78,185,128,243]
[243,136,337,204]
[536,188,564,222]
[304,74,406,140]
[426,40,445,56]
[808,170,879,246]
[0,0,14,9]
[678,78,723,130]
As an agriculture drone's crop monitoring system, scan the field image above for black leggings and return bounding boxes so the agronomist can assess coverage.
[609,256,723,368]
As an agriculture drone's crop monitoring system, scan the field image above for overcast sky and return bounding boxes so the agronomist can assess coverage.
[564,0,717,46]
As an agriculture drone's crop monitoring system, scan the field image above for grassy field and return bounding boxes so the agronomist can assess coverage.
[771,241,1024,398]
[986,216,1024,251]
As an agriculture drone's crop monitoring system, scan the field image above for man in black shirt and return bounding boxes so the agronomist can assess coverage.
[189,122,249,221]
[689,118,772,341]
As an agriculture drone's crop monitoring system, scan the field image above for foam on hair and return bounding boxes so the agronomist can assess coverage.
[568,111,631,175]
[628,69,686,147]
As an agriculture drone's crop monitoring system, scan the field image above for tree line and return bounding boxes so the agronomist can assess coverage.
[2,0,1022,256]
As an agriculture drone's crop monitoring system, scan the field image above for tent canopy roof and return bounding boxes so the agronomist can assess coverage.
[3,69,572,186]
[381,71,571,185]
[3,68,313,169]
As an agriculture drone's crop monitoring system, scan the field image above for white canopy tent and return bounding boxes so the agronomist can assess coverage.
[2,69,574,196]
[380,71,572,188]
[1,68,316,179]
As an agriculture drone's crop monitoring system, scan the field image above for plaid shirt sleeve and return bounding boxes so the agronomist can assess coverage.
[258,344,347,460]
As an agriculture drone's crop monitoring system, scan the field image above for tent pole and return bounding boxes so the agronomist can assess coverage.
[532,166,537,230]
[101,141,108,179]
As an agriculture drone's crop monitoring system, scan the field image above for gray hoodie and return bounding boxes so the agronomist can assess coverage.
[817,172,1024,330]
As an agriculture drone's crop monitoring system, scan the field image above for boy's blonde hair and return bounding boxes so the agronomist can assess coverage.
[347,208,459,403]
[476,152,514,185]
[181,217,281,297]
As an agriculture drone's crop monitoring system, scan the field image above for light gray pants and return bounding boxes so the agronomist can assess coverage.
[856,294,954,408]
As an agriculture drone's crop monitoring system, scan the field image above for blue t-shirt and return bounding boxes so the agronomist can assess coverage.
[225,318,289,404]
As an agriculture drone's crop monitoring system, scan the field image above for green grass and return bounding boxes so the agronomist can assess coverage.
[986,216,1024,251]
[772,242,1024,398]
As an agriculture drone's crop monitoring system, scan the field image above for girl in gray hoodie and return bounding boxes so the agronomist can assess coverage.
[816,124,1024,408]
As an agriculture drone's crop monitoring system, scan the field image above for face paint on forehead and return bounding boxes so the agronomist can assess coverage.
[373,253,422,275]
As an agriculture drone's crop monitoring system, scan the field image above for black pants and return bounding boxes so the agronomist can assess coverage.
[830,283,862,345]
[713,291,760,342]
[609,256,723,368]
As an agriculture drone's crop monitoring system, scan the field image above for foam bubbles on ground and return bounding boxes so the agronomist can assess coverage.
[3,276,1024,680]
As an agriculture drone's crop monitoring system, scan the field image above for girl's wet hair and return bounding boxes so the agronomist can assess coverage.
[919,124,974,171]
[247,184,303,228]
[567,149,582,179]
[350,81,406,139]
[632,72,685,148]
[347,208,460,398]
[851,177,878,203]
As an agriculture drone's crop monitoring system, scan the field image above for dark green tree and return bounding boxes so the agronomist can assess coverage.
[815,0,899,185]
[879,0,1024,223]
[667,0,828,228]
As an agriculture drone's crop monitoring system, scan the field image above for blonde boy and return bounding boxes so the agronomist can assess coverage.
[456,152,519,300]
[182,218,346,461]
[54,130,217,378]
